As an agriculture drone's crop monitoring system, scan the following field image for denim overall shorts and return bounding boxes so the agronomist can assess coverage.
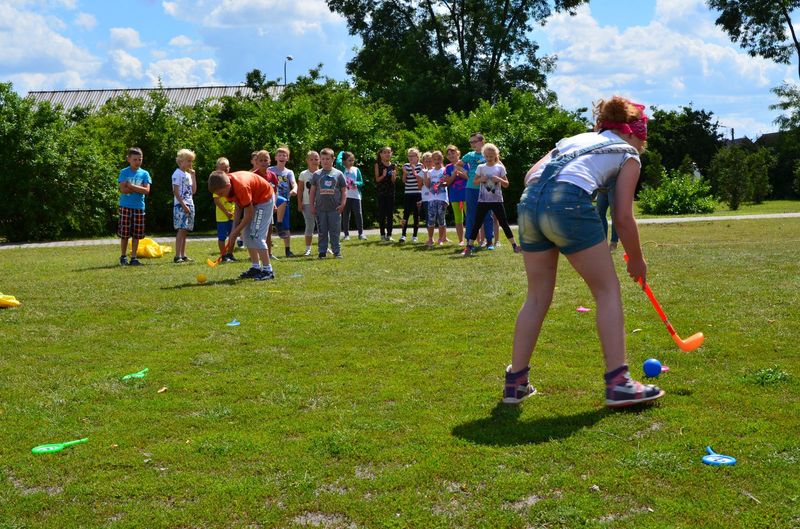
[517,139,627,254]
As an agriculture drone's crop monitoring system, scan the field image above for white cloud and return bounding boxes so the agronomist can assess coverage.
[162,0,342,29]
[169,35,194,47]
[74,12,96,30]
[109,49,143,80]
[146,57,217,86]
[109,27,143,50]
[0,3,101,92]
[541,4,786,136]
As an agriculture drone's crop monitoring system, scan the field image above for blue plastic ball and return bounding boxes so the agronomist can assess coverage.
[643,358,662,378]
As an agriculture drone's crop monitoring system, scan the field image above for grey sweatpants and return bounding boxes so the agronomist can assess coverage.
[317,210,341,255]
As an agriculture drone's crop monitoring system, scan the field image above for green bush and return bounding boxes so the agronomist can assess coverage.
[637,170,716,215]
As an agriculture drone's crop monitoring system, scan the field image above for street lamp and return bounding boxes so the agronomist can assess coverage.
[284,55,294,88]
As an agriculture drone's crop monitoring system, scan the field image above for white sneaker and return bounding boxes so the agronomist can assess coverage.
[358,234,367,240]
[343,235,351,241]
[412,236,418,243]
[327,248,334,255]
[386,236,395,242]
[303,248,312,256]
[399,236,406,242]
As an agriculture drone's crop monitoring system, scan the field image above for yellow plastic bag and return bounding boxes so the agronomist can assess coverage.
[127,238,173,258]
[0,293,20,308]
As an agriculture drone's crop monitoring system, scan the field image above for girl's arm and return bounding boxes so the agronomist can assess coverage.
[612,158,647,286]
[355,168,364,189]
[402,164,409,184]
[296,177,305,210]
[496,169,510,188]
[524,149,556,185]
[443,167,455,186]
[472,166,482,187]
[190,169,197,194]
[374,163,385,182]
[390,165,397,183]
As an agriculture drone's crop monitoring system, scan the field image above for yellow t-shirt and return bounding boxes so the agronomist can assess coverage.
[213,192,235,222]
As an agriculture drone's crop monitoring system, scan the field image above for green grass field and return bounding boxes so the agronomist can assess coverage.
[1,218,799,528]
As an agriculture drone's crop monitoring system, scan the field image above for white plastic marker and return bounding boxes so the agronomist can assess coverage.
[226,319,241,327]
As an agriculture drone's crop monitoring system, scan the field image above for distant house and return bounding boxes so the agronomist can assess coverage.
[26,85,283,112]
[755,131,782,148]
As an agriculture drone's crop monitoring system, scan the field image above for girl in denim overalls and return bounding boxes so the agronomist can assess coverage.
[503,96,664,408]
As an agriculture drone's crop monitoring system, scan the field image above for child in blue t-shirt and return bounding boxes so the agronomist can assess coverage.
[117,147,152,266]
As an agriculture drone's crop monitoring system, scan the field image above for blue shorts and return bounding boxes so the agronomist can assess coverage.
[275,195,290,232]
[217,220,233,241]
[517,180,605,254]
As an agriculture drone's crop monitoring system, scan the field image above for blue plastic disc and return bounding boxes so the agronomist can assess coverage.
[702,446,736,466]
[226,319,240,327]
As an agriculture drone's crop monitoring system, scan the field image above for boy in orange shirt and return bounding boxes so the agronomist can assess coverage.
[208,170,276,281]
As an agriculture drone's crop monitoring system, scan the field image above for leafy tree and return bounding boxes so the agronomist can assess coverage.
[326,0,588,122]
[710,146,750,210]
[646,105,723,174]
[707,0,800,79]
[748,147,776,203]
[794,160,800,195]
[709,145,774,208]
[639,149,665,190]
[770,82,800,130]
[0,83,119,242]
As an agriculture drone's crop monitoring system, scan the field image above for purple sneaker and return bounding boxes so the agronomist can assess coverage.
[503,365,537,404]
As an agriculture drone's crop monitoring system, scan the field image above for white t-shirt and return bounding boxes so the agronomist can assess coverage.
[171,168,194,206]
[298,169,314,205]
[420,169,433,202]
[528,131,640,194]
[426,167,448,203]
[343,167,362,200]
[476,163,506,203]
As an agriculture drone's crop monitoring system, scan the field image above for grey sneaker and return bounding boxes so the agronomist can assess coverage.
[605,366,664,408]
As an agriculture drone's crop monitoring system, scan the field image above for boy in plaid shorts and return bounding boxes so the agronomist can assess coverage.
[118,147,152,266]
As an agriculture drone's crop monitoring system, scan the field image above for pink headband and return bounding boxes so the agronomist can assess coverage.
[600,102,648,141]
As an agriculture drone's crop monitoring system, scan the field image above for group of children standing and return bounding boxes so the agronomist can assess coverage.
[115,134,524,275]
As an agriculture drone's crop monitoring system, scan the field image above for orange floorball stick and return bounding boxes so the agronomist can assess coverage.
[206,240,232,268]
[624,254,704,352]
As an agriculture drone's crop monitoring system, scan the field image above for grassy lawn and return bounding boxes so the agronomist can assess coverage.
[1,218,799,528]
[634,199,800,218]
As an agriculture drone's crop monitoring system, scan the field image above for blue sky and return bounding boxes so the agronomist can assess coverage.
[2,0,797,138]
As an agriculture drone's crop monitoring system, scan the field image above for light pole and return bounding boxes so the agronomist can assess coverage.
[284,55,294,88]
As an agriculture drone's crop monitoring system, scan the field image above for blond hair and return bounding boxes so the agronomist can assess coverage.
[208,170,230,192]
[275,145,290,156]
[407,147,420,158]
[320,148,335,157]
[176,149,196,164]
[306,150,320,159]
[431,150,444,160]
[482,143,500,160]
[215,157,230,170]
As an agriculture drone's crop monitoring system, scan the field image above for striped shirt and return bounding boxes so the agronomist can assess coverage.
[402,162,423,195]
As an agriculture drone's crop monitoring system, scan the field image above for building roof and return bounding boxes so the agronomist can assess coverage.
[26,85,283,111]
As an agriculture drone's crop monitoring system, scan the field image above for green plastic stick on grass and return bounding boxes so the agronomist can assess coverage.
[122,368,149,380]
[31,438,88,454]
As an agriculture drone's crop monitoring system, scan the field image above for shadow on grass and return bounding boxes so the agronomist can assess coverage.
[161,278,239,289]
[452,403,633,446]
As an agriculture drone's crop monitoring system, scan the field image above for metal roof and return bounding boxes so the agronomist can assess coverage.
[26,85,283,111]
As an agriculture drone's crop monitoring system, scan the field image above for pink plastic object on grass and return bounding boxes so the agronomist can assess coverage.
[576,306,591,313]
